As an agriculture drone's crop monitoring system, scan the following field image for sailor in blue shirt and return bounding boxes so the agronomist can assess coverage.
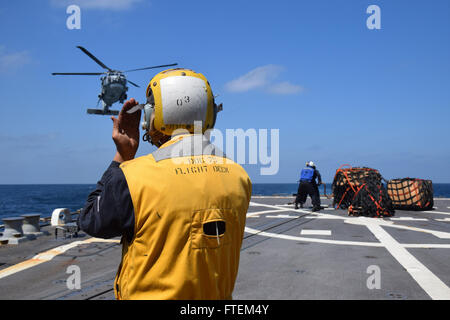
[295,161,322,211]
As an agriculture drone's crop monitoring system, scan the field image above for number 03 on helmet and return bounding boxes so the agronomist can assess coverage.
[142,68,222,136]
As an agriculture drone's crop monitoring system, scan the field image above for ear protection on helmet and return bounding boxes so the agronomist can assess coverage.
[141,100,222,143]
[211,101,223,129]
[141,90,155,132]
[142,101,222,135]
[141,89,156,143]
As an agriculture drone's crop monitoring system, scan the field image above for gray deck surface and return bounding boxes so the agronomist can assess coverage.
[1,196,449,300]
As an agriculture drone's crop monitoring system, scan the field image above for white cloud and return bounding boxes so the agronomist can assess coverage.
[0,46,31,73]
[225,65,284,93]
[50,0,143,10]
[225,64,303,95]
[267,81,304,95]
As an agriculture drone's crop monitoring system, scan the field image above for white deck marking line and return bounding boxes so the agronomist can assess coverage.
[365,223,450,300]
[343,216,450,239]
[275,204,330,208]
[247,201,303,217]
[245,226,383,247]
[390,217,428,221]
[422,210,450,216]
[249,202,273,207]
[305,211,450,238]
[304,211,450,238]
[0,238,120,280]
[247,209,289,216]
[273,204,296,208]
[244,226,450,249]
[384,223,450,239]
[402,243,450,248]
[248,202,311,215]
[305,213,348,220]
[435,218,450,222]
[248,199,450,243]
[250,202,296,211]
[301,230,332,236]
[247,206,450,247]
[247,209,290,218]
[266,215,299,219]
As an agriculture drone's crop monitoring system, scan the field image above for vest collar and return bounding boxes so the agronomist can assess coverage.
[152,134,227,162]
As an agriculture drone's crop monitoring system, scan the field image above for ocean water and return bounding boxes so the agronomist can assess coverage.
[0,183,449,220]
[0,185,96,220]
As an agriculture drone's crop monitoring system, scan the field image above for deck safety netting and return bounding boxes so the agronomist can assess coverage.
[332,165,395,217]
[387,178,433,211]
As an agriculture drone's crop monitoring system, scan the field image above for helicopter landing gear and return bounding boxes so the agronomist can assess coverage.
[87,108,119,116]
[87,102,119,115]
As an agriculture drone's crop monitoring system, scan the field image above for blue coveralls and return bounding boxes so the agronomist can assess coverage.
[295,166,322,209]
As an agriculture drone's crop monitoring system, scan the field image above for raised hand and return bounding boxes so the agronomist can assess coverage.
[111,98,141,162]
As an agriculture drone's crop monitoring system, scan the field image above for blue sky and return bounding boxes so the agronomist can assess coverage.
[0,0,449,184]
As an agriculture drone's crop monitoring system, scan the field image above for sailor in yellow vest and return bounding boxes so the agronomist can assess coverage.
[77,69,252,299]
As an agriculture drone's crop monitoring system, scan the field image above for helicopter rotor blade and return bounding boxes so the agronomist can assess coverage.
[123,63,178,73]
[77,46,113,71]
[52,72,104,75]
[127,80,140,88]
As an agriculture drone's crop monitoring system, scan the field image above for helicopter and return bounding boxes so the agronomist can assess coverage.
[52,46,178,115]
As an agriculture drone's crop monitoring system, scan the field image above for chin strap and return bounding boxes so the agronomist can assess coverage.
[143,131,166,147]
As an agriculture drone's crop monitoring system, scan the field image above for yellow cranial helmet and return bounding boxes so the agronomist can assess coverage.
[142,68,220,136]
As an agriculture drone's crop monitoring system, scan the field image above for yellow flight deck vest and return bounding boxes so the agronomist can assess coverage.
[114,134,252,300]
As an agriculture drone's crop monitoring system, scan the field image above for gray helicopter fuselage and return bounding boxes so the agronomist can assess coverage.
[100,72,128,107]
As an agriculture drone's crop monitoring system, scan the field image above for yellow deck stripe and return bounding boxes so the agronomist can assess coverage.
[0,238,119,280]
